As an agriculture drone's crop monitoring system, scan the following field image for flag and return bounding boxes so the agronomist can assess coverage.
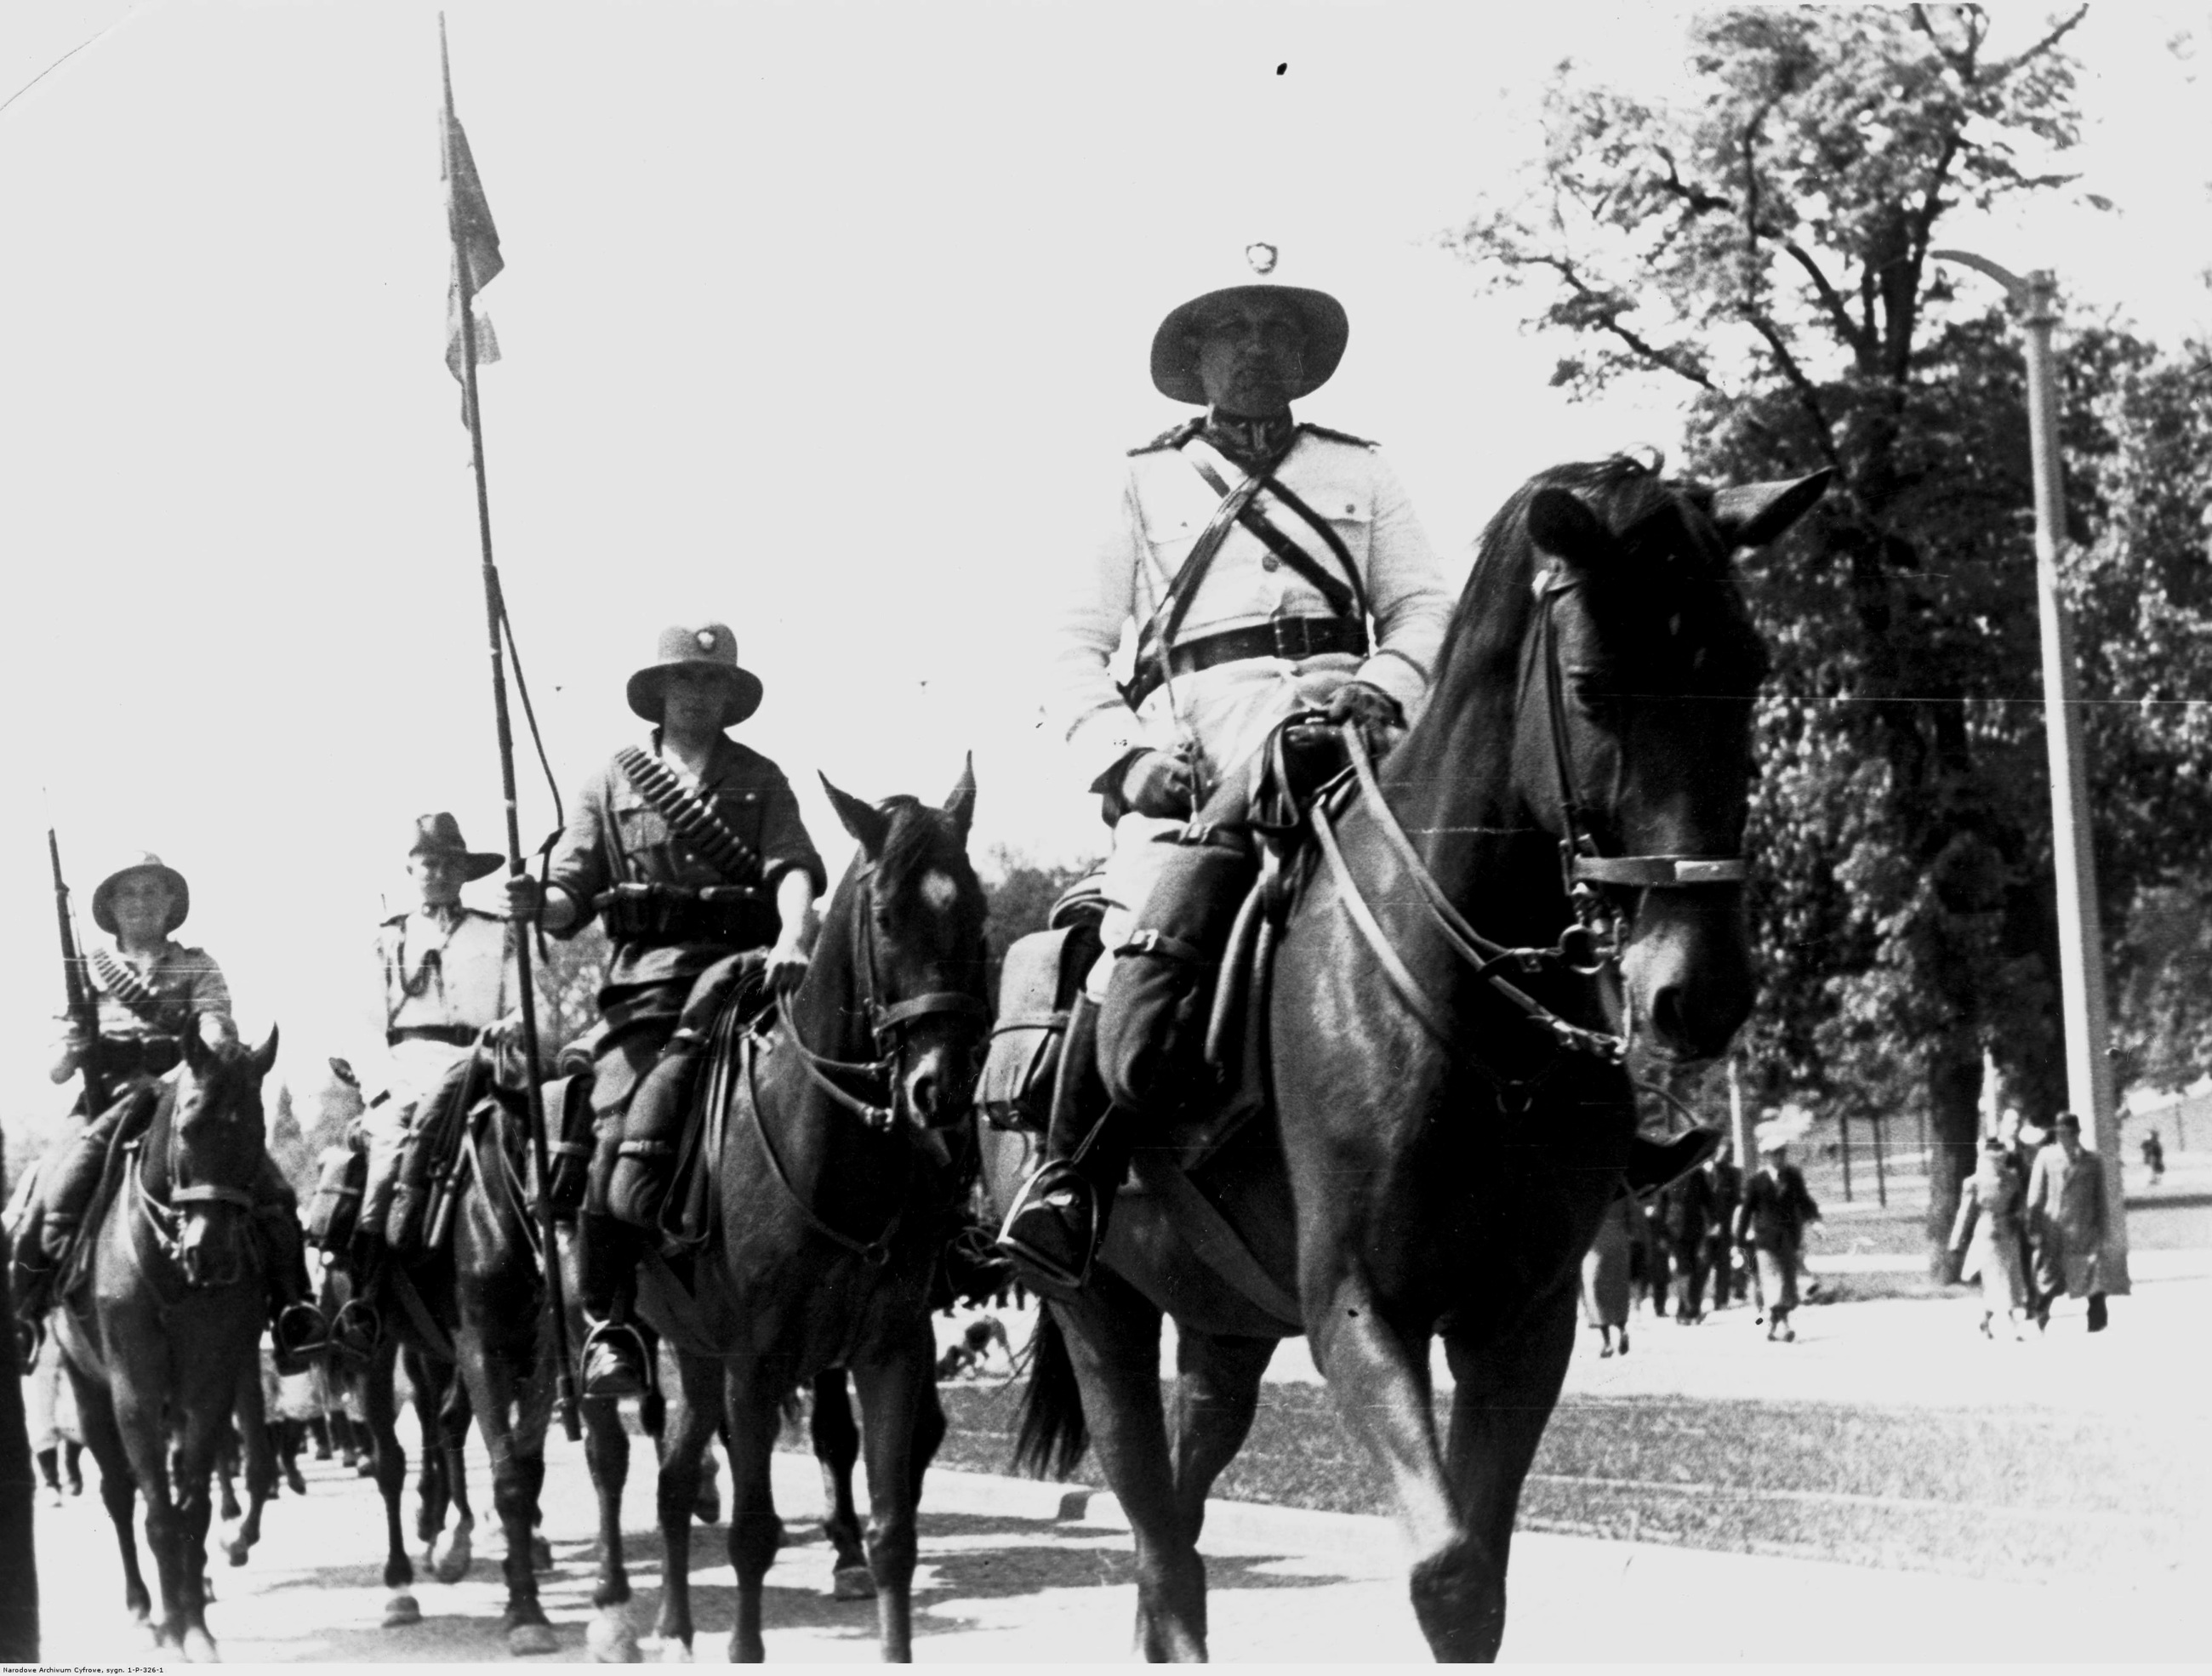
[442,105,503,408]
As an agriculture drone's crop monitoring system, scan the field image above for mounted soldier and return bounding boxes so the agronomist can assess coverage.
[327,813,530,1345]
[9,852,328,1365]
[507,622,824,1398]
[998,242,1721,1292]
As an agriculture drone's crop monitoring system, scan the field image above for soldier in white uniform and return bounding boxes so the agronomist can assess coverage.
[999,244,1456,1287]
[348,813,527,1281]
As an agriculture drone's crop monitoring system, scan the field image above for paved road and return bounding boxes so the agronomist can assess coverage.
[26,1434,2198,1664]
[26,1243,2207,1662]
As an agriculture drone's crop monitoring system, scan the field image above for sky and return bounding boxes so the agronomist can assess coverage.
[1,0,2206,1121]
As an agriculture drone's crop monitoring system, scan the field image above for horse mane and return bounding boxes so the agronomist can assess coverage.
[867,795,987,932]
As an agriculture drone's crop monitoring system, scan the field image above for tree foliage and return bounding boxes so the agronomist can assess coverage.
[1448,6,2212,1260]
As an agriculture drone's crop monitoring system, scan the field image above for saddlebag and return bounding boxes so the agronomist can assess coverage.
[304,1144,367,1251]
[543,1071,598,1217]
[979,922,1101,1132]
[1097,829,1257,1114]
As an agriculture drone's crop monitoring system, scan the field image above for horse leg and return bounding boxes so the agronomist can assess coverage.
[1146,1328,1277,1656]
[1437,1287,1579,1663]
[810,1369,873,1599]
[579,1388,641,1659]
[848,1319,937,1662]
[451,1343,556,1656]
[112,1386,191,1654]
[69,1364,151,1628]
[214,1427,242,1523]
[1050,1279,1209,1661]
[430,1364,477,1585]
[721,1366,787,1664]
[358,1347,421,1627]
[645,1350,722,1661]
[1303,1256,1475,1661]
[223,1363,278,1567]
[171,1394,231,1662]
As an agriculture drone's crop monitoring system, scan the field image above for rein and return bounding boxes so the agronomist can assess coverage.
[746,859,987,1263]
[770,866,989,1133]
[128,1086,257,1286]
[1311,567,1749,1070]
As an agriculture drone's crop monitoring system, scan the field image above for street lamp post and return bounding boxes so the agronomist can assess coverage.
[1932,249,2129,1294]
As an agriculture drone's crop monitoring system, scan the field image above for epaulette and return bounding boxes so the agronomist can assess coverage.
[1127,418,1206,456]
[1300,422,1377,449]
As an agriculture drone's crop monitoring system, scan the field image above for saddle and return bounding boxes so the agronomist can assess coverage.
[607,952,772,1246]
[57,1087,163,1300]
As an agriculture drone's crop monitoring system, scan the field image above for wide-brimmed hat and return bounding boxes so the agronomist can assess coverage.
[2053,1110,2083,1132]
[1149,241,1349,407]
[408,812,503,881]
[92,851,191,937]
[625,622,763,728]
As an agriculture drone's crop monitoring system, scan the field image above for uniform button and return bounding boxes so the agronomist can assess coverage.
[1261,555,1280,572]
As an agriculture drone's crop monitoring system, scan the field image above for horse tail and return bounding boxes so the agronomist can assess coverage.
[1012,1306,1087,1481]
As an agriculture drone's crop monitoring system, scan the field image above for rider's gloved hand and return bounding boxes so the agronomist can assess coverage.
[1120,750,1196,820]
[1325,681,1406,759]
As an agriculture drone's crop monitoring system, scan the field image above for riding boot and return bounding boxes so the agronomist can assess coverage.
[997,995,1126,1296]
[576,1210,648,1400]
[1625,1128,1724,1197]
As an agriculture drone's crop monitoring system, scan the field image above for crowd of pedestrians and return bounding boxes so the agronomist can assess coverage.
[1581,1104,2118,1355]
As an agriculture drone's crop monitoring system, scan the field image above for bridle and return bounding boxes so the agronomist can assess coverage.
[131,1074,257,1288]
[746,858,989,1268]
[1310,556,1748,1070]
[771,863,989,1134]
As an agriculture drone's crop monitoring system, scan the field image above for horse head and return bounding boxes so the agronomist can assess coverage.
[171,1025,280,1286]
[818,760,989,1132]
[1512,459,1827,1063]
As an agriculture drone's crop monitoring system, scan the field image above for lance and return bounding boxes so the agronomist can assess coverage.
[440,16,580,1441]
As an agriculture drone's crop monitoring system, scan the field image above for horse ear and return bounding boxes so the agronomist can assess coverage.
[942,753,977,844]
[328,1056,358,1089]
[251,1025,280,1081]
[1527,487,1616,572]
[1711,468,1833,551]
[821,774,891,859]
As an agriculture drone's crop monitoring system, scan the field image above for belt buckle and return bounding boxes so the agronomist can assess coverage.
[1272,617,1315,660]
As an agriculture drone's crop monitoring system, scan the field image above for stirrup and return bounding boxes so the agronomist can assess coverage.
[330,1297,383,1363]
[12,1314,43,1371]
[273,1303,331,1370]
[579,1319,650,1400]
[995,1161,1102,1300]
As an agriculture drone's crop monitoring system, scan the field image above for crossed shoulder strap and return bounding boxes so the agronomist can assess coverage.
[613,745,763,887]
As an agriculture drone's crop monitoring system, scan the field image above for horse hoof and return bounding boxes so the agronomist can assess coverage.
[226,1542,250,1568]
[832,1564,876,1601]
[533,1535,554,1571]
[433,1535,473,1585]
[183,1626,221,1663]
[659,1639,693,1663]
[508,1621,560,1657]
[586,1608,641,1663]
[382,1592,421,1628]
[692,1489,721,1525]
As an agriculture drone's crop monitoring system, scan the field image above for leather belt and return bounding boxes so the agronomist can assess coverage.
[1126,617,1368,710]
[388,1024,479,1049]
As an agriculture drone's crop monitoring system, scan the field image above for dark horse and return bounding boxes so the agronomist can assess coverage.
[589,767,989,1662]
[331,1043,560,1654]
[982,458,1828,1660]
[54,1029,283,1662]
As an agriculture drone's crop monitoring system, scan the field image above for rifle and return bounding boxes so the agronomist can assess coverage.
[48,818,109,1114]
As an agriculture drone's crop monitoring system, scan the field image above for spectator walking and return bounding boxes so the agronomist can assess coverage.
[2027,1111,2109,1332]
[1736,1134,1821,1343]
[2141,1129,2164,1187]
[1947,1138,2030,1339]
[1704,1141,1744,1309]
[1581,1192,1650,1357]
[1655,1165,1717,1323]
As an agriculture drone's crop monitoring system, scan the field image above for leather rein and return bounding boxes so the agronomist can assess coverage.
[748,864,988,1264]
[130,1080,258,1287]
[1309,566,1747,1069]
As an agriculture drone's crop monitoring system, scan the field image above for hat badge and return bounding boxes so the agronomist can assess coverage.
[696,629,718,652]
[1245,242,1279,276]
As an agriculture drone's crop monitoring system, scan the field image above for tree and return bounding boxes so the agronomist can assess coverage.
[1443,5,2181,1268]
[979,846,1092,995]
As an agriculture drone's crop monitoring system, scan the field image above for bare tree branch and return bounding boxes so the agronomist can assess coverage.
[1740,305,1845,475]
[1498,247,1724,393]
[1986,5,2089,83]
[1784,241,1874,359]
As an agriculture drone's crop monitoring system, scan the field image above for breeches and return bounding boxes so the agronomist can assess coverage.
[583,1012,681,1217]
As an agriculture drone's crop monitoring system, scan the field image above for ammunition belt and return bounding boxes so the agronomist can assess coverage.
[89,1035,182,1079]
[88,947,168,1023]
[613,746,764,886]
[594,882,778,950]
